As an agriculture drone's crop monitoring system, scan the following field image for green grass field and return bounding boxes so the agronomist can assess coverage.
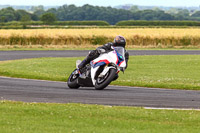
[0,47,199,51]
[1,55,200,132]
[1,101,200,133]
[0,55,200,90]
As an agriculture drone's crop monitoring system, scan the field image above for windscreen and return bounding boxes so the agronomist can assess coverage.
[114,47,125,59]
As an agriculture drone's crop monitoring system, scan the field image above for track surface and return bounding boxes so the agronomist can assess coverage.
[1,76,200,108]
[0,50,200,61]
[0,50,200,109]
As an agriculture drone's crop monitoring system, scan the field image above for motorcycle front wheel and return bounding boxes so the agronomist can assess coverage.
[67,69,80,89]
[95,68,117,90]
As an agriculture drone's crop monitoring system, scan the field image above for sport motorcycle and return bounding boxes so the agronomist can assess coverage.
[67,46,126,90]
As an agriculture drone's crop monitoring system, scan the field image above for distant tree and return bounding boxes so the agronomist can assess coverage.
[31,5,44,12]
[20,15,31,22]
[130,5,139,13]
[46,8,57,15]
[0,4,198,25]
[191,11,200,17]
[0,7,17,22]
[20,15,31,29]
[31,14,39,21]
[135,9,175,21]
[40,13,56,24]
[152,7,162,11]
[177,9,190,17]
[33,9,45,17]
[16,9,32,21]
[0,16,6,23]
[56,4,135,24]
[166,8,179,15]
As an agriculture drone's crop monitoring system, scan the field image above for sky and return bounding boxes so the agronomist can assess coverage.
[0,0,199,7]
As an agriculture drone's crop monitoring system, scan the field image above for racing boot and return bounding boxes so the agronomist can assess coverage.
[78,59,88,74]
[78,50,99,74]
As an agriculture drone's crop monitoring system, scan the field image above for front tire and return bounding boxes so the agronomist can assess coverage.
[95,68,117,90]
[67,69,80,89]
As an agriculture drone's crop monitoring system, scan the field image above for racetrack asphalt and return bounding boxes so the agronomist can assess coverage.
[0,50,200,61]
[0,50,200,109]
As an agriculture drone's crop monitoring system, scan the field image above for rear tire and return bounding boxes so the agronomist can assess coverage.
[95,68,117,90]
[67,69,80,89]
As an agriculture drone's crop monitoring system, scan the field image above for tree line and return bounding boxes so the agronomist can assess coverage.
[0,4,200,25]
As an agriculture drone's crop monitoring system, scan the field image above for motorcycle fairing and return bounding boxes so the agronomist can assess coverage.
[91,59,110,68]
[90,47,126,85]
[91,47,126,68]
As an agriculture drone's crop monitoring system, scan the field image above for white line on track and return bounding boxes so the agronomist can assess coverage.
[0,76,66,83]
[144,107,200,111]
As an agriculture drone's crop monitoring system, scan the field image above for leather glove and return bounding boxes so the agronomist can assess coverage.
[97,48,106,54]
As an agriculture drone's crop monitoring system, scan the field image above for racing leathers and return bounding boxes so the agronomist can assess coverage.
[78,42,129,71]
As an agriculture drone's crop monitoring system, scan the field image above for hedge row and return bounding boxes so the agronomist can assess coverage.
[1,20,200,29]
[116,20,200,26]
[53,21,110,26]
[0,21,110,26]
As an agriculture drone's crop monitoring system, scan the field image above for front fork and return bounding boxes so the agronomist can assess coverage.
[91,64,118,85]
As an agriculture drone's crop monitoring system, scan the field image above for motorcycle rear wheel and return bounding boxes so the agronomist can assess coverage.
[67,69,80,89]
[95,68,117,90]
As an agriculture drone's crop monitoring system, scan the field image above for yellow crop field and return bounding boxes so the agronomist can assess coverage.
[0,28,200,48]
[1,28,200,37]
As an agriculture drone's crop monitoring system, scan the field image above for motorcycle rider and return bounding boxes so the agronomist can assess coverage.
[78,35,129,74]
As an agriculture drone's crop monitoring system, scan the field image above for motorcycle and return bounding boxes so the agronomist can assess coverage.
[67,46,126,90]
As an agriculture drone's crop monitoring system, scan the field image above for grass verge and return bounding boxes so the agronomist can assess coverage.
[0,55,200,90]
[0,45,200,51]
[0,101,200,133]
